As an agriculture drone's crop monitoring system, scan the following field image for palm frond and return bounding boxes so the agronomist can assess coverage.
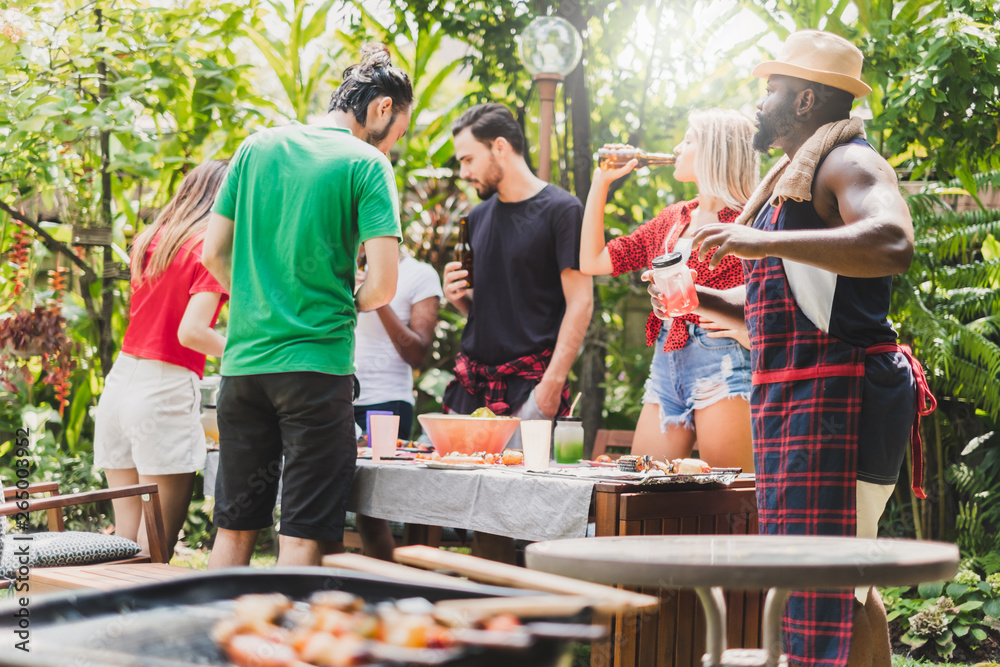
[942,288,1000,322]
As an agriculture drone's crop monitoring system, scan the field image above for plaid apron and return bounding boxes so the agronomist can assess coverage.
[746,194,936,667]
[746,203,865,667]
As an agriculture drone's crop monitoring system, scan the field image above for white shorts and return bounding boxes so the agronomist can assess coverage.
[94,354,207,475]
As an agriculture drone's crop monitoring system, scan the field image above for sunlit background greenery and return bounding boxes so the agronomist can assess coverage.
[1,0,999,659]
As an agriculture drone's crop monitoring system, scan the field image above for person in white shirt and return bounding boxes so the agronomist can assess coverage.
[354,249,442,437]
[354,248,442,559]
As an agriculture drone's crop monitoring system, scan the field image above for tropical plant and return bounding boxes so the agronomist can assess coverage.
[883,570,1000,661]
[883,174,1000,540]
[242,0,342,123]
[0,1,266,520]
[0,1,262,385]
[866,0,1000,183]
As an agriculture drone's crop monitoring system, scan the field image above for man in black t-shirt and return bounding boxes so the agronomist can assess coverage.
[443,103,593,435]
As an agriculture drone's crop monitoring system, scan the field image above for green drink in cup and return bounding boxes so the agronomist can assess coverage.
[553,417,584,464]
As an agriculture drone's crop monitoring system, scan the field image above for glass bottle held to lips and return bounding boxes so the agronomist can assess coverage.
[598,144,676,170]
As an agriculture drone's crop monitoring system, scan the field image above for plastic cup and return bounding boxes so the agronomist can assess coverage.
[369,414,400,463]
[200,408,220,444]
[366,410,393,438]
[520,420,552,471]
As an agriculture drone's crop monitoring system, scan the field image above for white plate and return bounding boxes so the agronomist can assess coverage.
[422,461,479,470]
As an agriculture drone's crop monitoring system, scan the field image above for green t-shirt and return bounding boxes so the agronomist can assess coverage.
[212,124,401,376]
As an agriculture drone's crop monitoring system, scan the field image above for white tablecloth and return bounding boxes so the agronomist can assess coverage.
[347,462,596,542]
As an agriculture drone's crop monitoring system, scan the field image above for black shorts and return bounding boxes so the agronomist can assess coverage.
[858,350,916,485]
[213,372,357,541]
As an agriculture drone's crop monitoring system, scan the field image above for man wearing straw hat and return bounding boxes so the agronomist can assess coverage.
[680,30,936,667]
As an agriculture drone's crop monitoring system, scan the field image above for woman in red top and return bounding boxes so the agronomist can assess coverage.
[94,161,229,556]
[580,109,758,469]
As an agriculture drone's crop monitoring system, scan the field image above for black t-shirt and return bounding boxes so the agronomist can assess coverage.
[461,184,582,365]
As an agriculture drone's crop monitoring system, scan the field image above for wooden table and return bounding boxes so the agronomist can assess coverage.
[527,535,960,667]
[589,477,761,667]
[351,462,761,667]
[28,563,200,595]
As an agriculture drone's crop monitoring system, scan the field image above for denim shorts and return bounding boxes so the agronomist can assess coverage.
[642,323,752,431]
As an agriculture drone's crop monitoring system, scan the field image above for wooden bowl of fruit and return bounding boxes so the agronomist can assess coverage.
[417,410,521,456]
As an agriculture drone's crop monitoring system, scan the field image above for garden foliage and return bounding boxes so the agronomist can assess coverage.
[0,5,998,630]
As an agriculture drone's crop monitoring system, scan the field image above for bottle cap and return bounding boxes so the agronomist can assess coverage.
[556,417,582,422]
[651,252,683,269]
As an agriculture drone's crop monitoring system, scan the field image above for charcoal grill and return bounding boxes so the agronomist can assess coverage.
[0,567,592,666]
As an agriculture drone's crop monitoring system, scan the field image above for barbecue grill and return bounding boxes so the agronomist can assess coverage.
[0,567,595,666]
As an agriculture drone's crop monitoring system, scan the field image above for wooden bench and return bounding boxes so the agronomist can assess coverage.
[27,562,199,595]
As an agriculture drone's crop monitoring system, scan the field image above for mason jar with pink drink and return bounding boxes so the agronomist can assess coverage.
[651,252,699,316]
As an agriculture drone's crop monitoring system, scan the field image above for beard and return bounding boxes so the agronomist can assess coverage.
[469,156,503,199]
[364,111,397,148]
[753,94,798,153]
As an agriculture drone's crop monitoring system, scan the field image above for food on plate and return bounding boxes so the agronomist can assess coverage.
[441,453,486,465]
[612,455,713,474]
[650,460,672,473]
[500,449,524,466]
[470,406,498,418]
[594,454,612,463]
[616,454,651,472]
[670,457,712,474]
[416,449,524,466]
[214,591,521,667]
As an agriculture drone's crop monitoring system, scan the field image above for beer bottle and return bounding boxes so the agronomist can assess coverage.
[455,216,474,289]
[598,143,676,170]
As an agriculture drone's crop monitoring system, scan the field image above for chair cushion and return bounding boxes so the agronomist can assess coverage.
[0,531,142,578]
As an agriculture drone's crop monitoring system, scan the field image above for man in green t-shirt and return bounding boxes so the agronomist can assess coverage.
[202,45,412,567]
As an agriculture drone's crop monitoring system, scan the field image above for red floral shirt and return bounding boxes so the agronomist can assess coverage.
[605,199,744,352]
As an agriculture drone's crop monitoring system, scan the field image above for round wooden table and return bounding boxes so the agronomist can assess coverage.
[525,535,959,667]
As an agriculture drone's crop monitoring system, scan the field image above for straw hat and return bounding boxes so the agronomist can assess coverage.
[752,30,872,99]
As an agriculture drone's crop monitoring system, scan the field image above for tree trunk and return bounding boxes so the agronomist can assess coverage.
[96,8,115,377]
[561,1,606,456]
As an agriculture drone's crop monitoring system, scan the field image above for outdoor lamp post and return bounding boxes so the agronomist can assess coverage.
[517,16,583,182]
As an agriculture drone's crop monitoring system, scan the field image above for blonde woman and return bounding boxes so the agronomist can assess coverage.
[94,160,229,556]
[580,109,759,469]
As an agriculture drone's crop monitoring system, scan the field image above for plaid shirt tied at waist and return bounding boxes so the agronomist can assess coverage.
[450,349,571,417]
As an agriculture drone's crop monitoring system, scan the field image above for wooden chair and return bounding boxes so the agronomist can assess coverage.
[592,429,635,460]
[593,429,701,460]
[0,482,177,593]
[2,482,169,564]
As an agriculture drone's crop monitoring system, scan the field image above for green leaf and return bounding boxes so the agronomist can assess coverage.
[955,165,980,200]
[982,599,1000,617]
[983,234,1000,262]
[16,116,47,133]
[918,581,945,598]
[53,124,79,143]
[971,627,988,642]
[919,100,936,123]
[0,40,16,65]
[955,600,984,612]
[954,624,970,637]
[947,582,970,597]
